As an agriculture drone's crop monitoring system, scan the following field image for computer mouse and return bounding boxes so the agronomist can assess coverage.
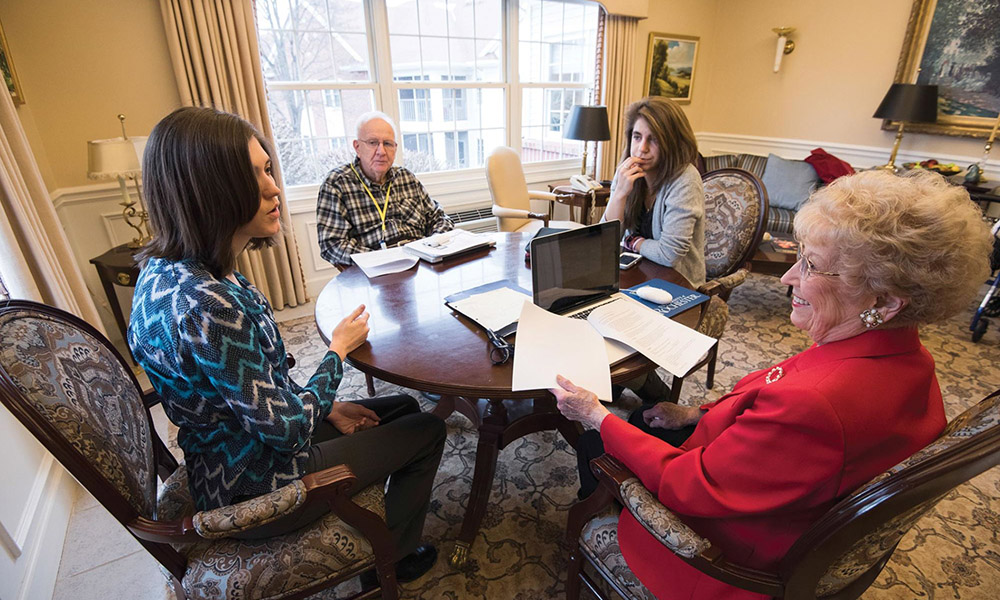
[634,286,673,305]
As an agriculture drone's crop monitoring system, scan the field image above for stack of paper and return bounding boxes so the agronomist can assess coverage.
[511,301,613,400]
[403,230,496,263]
[510,297,717,400]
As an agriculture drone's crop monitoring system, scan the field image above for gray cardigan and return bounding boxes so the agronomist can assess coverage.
[615,164,706,288]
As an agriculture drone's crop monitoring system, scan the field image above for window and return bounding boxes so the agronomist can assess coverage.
[256,0,599,184]
[403,132,433,154]
[518,0,598,162]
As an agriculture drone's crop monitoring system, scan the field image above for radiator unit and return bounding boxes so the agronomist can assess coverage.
[448,206,497,233]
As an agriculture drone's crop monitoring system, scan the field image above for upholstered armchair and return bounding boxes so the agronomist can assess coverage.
[665,168,769,402]
[565,388,1000,600]
[0,300,399,600]
[486,146,583,234]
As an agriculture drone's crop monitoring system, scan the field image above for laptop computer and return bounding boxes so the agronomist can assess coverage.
[529,221,637,364]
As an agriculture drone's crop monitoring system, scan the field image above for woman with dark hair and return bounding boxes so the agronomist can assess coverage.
[128,107,444,584]
[602,96,705,403]
[602,96,705,288]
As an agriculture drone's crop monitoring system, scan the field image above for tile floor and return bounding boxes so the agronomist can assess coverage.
[51,405,173,600]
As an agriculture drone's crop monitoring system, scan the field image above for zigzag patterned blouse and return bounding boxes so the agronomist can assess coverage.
[128,258,342,511]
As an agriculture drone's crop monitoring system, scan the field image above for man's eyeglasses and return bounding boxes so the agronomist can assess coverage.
[359,139,397,151]
[796,245,840,279]
[486,329,514,365]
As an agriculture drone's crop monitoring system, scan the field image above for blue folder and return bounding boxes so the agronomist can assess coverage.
[621,279,710,318]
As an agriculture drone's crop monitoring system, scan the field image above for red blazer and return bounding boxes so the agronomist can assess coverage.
[601,328,945,600]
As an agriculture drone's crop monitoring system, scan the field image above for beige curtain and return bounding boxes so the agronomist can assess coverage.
[0,86,104,330]
[598,10,639,182]
[159,0,307,309]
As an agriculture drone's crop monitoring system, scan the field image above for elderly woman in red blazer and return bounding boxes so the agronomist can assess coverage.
[552,170,993,600]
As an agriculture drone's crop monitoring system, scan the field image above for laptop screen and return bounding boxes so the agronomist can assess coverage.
[530,221,621,313]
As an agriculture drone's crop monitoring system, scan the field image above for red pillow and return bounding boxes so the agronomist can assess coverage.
[804,148,855,184]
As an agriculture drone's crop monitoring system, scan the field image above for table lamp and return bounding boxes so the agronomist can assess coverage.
[87,115,150,248]
[563,105,611,179]
[873,83,938,172]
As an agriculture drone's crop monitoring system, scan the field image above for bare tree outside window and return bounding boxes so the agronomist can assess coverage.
[255,0,599,182]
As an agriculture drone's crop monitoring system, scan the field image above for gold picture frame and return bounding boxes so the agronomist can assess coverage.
[0,19,24,105]
[644,33,699,105]
[888,0,999,138]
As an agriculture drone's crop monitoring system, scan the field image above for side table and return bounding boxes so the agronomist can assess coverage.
[548,184,611,225]
[750,238,798,277]
[90,243,140,358]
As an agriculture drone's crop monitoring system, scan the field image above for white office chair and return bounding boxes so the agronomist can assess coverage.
[486,146,584,234]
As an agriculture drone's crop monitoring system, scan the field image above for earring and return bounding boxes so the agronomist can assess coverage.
[860,308,884,329]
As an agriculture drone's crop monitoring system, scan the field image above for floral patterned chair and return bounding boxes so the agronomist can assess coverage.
[564,388,1000,600]
[0,300,399,600]
[666,168,768,403]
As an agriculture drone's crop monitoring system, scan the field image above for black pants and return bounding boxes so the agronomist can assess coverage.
[576,404,696,498]
[237,395,446,560]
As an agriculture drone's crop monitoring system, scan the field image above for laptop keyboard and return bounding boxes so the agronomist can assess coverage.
[568,297,620,320]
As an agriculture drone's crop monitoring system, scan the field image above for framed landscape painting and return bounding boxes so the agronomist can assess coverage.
[890,0,1000,137]
[644,33,699,104]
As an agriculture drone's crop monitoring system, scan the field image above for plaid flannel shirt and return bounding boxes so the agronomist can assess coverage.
[316,157,453,266]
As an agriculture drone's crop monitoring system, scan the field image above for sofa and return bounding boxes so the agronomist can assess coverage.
[702,153,824,236]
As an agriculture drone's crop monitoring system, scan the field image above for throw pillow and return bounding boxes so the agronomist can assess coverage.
[761,154,820,211]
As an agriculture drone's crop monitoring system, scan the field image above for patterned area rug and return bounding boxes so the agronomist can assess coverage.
[268,272,999,599]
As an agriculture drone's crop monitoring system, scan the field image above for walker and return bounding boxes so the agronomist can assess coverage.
[970,219,1000,342]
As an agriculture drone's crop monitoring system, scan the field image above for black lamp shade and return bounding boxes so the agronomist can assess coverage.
[563,105,611,141]
[873,83,938,123]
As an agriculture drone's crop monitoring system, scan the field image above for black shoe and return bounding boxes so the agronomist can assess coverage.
[420,391,441,404]
[360,543,439,589]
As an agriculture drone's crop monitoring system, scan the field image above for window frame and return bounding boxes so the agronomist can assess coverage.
[260,0,595,191]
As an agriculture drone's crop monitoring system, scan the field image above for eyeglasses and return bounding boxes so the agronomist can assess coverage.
[796,245,840,279]
[359,139,397,151]
[486,329,514,365]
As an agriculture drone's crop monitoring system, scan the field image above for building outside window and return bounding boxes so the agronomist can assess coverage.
[256,0,599,184]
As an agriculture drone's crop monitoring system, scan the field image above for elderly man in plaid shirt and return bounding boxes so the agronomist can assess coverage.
[317,111,453,267]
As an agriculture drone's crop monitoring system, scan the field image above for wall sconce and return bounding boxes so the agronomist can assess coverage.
[772,27,795,73]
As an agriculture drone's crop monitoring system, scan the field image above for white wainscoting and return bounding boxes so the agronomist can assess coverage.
[0,405,76,600]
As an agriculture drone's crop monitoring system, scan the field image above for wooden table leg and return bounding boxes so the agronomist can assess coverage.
[448,396,578,568]
[449,399,506,568]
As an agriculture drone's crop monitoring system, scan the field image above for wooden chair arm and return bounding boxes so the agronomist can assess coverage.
[129,463,391,551]
[697,269,749,297]
[528,190,559,202]
[492,205,550,226]
[590,454,784,596]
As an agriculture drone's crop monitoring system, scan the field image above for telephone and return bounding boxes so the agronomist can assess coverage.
[570,174,603,193]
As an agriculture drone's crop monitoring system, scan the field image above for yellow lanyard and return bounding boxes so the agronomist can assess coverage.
[350,164,392,246]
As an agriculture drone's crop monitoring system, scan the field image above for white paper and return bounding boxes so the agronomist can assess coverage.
[449,287,531,332]
[403,229,495,261]
[511,300,613,400]
[588,299,717,378]
[350,247,418,278]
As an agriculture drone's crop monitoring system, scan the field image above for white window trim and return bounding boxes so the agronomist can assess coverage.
[263,0,596,210]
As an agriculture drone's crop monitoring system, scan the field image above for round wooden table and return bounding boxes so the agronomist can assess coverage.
[315,232,700,566]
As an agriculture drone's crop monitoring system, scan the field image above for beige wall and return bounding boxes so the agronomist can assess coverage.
[3,0,994,189]
[634,0,991,160]
[631,0,719,134]
[0,0,180,192]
